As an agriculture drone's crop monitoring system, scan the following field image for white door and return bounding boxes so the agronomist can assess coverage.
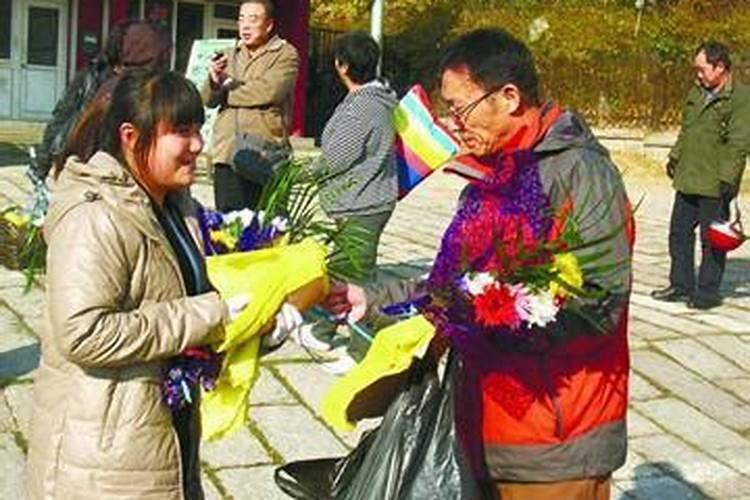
[0,0,15,118]
[17,0,67,119]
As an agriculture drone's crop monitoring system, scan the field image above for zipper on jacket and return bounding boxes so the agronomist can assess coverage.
[540,355,565,440]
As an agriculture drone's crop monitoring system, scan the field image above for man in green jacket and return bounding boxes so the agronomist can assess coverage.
[652,41,750,310]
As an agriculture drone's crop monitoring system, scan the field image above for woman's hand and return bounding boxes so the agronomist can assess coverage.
[224,294,250,322]
[262,302,304,349]
[323,282,368,323]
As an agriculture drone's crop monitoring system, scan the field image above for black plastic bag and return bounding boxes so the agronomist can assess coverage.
[275,355,481,499]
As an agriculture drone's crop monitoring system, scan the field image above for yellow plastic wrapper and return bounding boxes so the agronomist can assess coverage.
[321,315,435,433]
[202,238,329,440]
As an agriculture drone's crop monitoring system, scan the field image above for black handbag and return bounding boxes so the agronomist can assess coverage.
[231,127,292,185]
[229,53,292,185]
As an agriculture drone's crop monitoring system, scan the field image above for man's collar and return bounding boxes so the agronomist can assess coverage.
[234,34,285,57]
[698,74,734,99]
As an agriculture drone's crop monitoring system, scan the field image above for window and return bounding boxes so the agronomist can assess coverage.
[27,7,59,66]
[175,2,204,73]
[146,0,173,33]
[214,4,239,20]
[217,28,239,39]
[126,0,142,19]
[0,0,11,59]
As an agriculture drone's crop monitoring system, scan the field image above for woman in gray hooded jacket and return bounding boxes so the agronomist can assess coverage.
[312,31,399,285]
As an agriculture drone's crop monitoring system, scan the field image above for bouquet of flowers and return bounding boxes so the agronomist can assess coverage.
[430,212,622,337]
[200,207,290,255]
[383,175,632,350]
[163,158,369,440]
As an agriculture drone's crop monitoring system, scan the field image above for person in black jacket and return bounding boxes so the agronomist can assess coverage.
[32,23,126,182]
[32,19,171,183]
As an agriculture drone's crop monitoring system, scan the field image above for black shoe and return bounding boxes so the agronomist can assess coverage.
[650,286,691,302]
[687,295,723,310]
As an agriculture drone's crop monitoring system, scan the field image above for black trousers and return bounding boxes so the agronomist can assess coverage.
[328,210,393,284]
[329,210,392,360]
[213,162,264,211]
[668,191,729,299]
[172,394,205,500]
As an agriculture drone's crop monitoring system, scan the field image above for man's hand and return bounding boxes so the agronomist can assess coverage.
[719,181,738,204]
[323,282,368,323]
[666,158,677,179]
[208,53,229,87]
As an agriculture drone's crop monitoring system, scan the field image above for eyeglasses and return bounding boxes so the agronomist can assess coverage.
[447,88,500,129]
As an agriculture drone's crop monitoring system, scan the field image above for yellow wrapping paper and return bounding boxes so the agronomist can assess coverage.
[321,315,436,433]
[202,238,329,440]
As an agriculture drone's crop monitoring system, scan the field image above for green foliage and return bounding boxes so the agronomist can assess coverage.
[311,0,750,129]
[258,158,371,281]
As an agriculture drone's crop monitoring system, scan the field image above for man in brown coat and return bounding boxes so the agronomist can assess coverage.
[202,0,299,211]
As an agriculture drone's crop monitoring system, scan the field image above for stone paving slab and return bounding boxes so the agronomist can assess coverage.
[202,427,270,468]
[632,350,750,432]
[0,432,26,499]
[715,378,750,403]
[216,466,288,500]
[629,372,664,401]
[251,405,347,461]
[626,410,662,437]
[653,338,745,379]
[634,398,747,451]
[630,434,737,486]
[1,161,750,498]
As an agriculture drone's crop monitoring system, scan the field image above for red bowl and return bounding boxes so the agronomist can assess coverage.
[708,221,745,252]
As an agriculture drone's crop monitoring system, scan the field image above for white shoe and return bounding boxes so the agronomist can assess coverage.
[320,347,358,376]
[290,323,332,352]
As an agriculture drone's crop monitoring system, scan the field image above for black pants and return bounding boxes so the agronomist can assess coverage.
[213,163,264,211]
[328,210,393,284]
[668,191,729,299]
[172,395,205,500]
[328,210,392,360]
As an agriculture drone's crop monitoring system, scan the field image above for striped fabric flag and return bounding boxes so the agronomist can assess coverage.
[393,85,461,199]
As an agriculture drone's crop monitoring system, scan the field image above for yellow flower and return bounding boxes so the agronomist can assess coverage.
[210,229,238,251]
[549,252,583,298]
[3,210,29,228]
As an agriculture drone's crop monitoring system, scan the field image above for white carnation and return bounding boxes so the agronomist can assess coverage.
[517,288,559,327]
[460,272,496,296]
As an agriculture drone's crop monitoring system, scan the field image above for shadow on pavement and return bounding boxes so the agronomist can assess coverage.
[622,462,711,500]
[0,343,40,379]
[0,143,32,168]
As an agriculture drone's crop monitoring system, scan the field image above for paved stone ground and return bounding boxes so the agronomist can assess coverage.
[2,152,750,499]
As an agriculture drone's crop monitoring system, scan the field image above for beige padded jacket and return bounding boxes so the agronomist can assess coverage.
[26,152,226,499]
[201,35,299,165]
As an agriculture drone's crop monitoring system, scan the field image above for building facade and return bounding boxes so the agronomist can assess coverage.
[0,0,310,134]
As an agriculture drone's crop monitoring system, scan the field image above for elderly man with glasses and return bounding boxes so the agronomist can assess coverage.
[323,28,634,499]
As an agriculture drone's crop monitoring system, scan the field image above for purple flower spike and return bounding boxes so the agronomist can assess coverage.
[203,209,224,230]
[238,226,260,252]
[258,225,276,247]
[381,295,432,318]
[162,347,223,412]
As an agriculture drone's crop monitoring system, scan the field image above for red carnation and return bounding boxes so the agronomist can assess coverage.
[473,283,520,328]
